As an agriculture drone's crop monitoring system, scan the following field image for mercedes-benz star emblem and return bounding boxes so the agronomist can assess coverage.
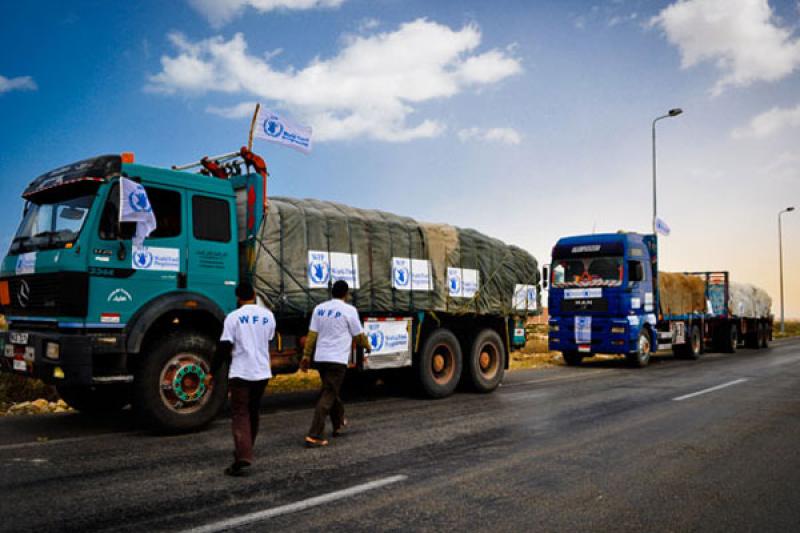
[17,279,30,308]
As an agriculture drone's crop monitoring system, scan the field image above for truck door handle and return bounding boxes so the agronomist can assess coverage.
[177,272,187,289]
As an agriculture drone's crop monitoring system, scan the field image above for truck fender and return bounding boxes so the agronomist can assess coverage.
[125,292,226,354]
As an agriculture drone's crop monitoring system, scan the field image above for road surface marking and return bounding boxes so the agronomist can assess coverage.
[672,378,748,402]
[187,474,408,533]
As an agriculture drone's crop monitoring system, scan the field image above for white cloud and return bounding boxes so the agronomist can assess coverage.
[189,0,345,27]
[148,19,522,142]
[458,127,522,145]
[652,0,800,95]
[0,74,37,94]
[206,101,259,118]
[732,103,800,138]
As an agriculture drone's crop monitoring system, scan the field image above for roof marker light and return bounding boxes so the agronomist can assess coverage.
[121,152,135,164]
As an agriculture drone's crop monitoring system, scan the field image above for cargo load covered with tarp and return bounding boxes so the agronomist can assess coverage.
[659,272,706,316]
[729,282,772,318]
[250,197,539,317]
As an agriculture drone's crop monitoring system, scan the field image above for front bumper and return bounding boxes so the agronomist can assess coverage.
[548,318,636,355]
[0,329,127,386]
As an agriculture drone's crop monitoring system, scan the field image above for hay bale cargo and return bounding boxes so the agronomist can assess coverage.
[251,197,540,317]
[658,272,707,316]
[729,282,772,319]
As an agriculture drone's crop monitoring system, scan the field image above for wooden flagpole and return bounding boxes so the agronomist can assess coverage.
[247,102,261,151]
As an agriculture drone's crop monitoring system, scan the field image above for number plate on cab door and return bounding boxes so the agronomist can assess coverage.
[9,332,29,345]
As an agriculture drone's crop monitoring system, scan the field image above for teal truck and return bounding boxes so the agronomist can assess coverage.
[0,150,539,431]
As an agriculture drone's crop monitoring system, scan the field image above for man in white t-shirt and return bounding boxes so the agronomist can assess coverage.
[209,281,275,476]
[301,280,371,447]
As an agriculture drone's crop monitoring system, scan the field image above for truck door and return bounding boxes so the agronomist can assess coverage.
[186,193,237,310]
[89,180,186,326]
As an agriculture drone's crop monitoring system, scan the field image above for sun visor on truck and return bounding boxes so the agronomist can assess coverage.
[23,155,121,200]
[552,241,625,260]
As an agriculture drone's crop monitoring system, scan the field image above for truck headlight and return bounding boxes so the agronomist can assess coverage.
[611,327,626,334]
[45,342,60,360]
[3,344,13,358]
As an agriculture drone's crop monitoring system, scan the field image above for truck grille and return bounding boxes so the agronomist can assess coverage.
[1,273,89,317]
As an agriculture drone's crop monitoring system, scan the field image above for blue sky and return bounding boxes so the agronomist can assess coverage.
[1,0,799,315]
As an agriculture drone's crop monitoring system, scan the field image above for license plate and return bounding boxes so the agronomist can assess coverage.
[578,344,591,353]
[9,332,29,345]
[13,359,27,372]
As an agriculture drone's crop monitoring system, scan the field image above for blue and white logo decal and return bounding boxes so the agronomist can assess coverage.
[264,117,285,138]
[448,274,460,294]
[393,266,409,288]
[133,249,154,269]
[308,251,331,287]
[368,329,385,351]
[128,185,152,213]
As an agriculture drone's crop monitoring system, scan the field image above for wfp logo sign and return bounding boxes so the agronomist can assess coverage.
[128,185,152,213]
[393,265,410,288]
[308,253,331,286]
[367,325,385,351]
[264,116,285,138]
[133,249,154,269]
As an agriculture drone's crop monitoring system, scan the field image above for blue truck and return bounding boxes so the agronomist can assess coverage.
[0,150,538,431]
[545,232,772,367]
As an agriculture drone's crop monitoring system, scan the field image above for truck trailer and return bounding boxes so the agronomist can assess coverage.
[546,232,772,367]
[0,151,540,431]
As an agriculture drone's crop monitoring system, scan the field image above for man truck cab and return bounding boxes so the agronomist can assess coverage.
[547,233,658,367]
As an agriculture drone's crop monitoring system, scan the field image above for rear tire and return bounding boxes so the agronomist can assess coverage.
[675,324,702,360]
[133,331,227,432]
[760,323,770,348]
[721,324,738,354]
[417,328,462,398]
[56,384,131,414]
[562,351,583,366]
[464,329,506,393]
[626,329,651,368]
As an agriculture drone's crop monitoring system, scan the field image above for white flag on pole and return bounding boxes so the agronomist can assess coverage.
[119,177,157,247]
[254,107,313,154]
[655,216,671,237]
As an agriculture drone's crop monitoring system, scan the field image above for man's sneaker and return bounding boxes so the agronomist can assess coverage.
[224,460,252,477]
[304,436,329,448]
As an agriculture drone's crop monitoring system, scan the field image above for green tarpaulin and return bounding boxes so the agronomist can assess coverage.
[251,197,539,317]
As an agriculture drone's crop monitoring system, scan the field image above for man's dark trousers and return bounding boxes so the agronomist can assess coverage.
[229,378,269,464]
[308,362,347,439]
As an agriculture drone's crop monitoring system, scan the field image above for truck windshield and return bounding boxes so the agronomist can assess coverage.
[552,256,623,287]
[10,191,96,254]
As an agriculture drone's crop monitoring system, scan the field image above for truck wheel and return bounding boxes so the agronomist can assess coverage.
[417,328,462,398]
[626,329,651,368]
[722,324,738,354]
[562,351,583,366]
[760,323,770,349]
[56,384,131,414]
[745,325,760,349]
[464,329,506,392]
[133,331,227,432]
[675,325,702,360]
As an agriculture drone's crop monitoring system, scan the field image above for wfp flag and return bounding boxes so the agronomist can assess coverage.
[119,177,157,247]
[254,107,313,154]
[655,217,671,237]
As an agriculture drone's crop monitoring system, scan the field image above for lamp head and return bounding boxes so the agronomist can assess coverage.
[668,108,683,117]
[788,207,796,212]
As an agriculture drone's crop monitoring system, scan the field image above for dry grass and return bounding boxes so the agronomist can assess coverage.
[774,320,800,339]
[267,370,321,393]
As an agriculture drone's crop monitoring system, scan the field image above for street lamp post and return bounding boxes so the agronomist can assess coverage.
[779,206,795,333]
[652,108,683,234]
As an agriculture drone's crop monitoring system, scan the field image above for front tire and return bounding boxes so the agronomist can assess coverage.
[56,384,131,414]
[562,351,583,366]
[417,328,462,398]
[626,329,651,368]
[464,329,506,392]
[133,331,227,432]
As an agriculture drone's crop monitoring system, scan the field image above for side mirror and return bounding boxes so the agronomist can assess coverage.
[542,265,549,289]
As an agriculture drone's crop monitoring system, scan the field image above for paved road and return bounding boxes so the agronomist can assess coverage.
[2,339,800,532]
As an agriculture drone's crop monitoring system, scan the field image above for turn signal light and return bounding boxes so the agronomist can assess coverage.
[53,367,65,379]
[0,281,9,305]
[45,342,60,360]
[121,152,135,163]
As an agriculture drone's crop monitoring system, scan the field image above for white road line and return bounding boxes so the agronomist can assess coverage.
[672,378,749,402]
[186,474,408,533]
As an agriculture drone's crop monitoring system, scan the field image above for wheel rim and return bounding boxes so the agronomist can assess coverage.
[159,353,212,414]
[477,343,500,380]
[691,329,701,354]
[431,343,455,385]
[639,333,650,360]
